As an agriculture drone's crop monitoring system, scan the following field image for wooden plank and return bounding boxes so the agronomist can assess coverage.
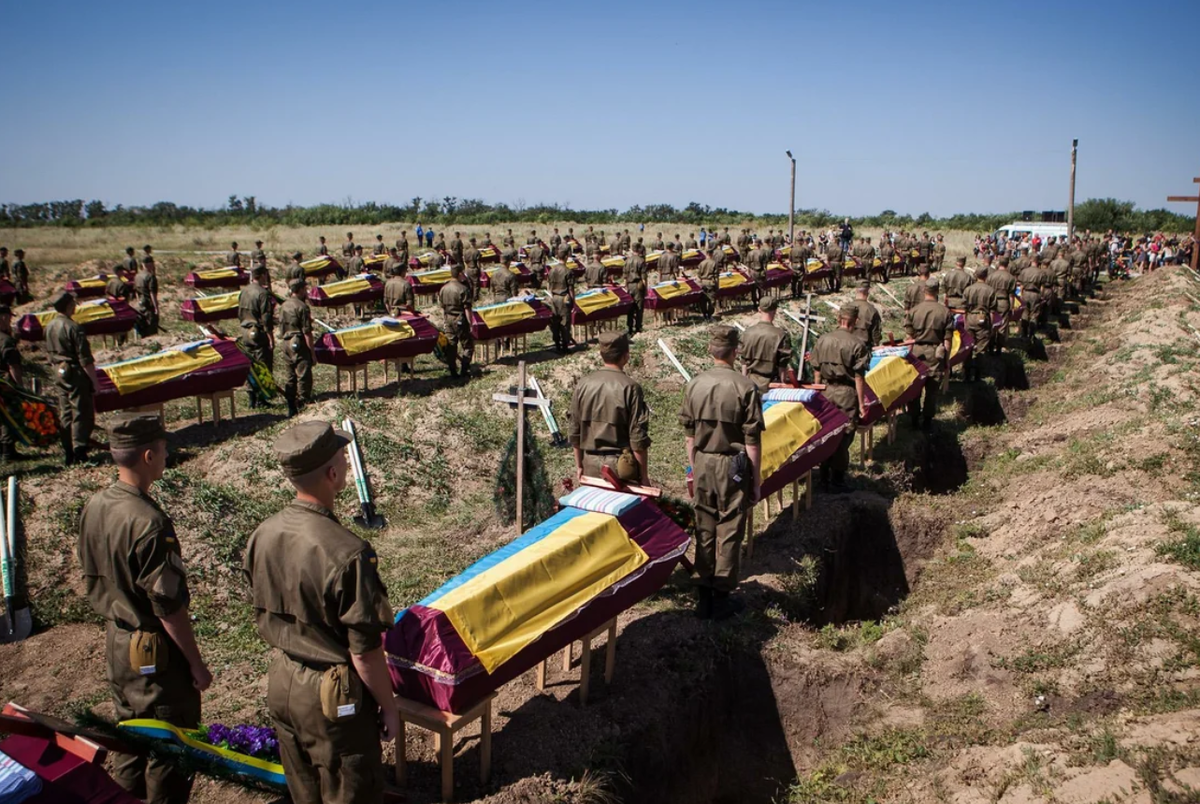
[1167,196,1200,203]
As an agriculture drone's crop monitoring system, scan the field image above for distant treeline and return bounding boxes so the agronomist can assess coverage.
[0,195,1190,234]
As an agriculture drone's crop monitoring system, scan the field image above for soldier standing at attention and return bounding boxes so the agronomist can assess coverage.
[439,264,474,379]
[620,229,632,254]
[278,279,314,417]
[1049,248,1071,315]
[810,306,868,492]
[680,325,764,620]
[1017,255,1045,339]
[584,252,607,289]
[317,236,329,257]
[547,253,576,354]
[823,241,844,292]
[850,281,882,349]
[962,268,997,381]
[789,237,812,298]
[685,233,698,250]
[623,243,647,335]
[346,244,365,279]
[251,240,268,270]
[244,421,396,804]
[449,231,464,267]
[342,232,356,261]
[225,241,242,268]
[570,331,651,484]
[500,237,519,266]
[740,297,793,392]
[0,305,26,461]
[657,242,681,281]
[932,234,947,271]
[396,232,409,265]
[45,292,97,464]
[120,246,139,277]
[905,278,953,430]
[652,232,666,251]
[736,229,750,255]
[285,251,306,283]
[905,264,931,318]
[238,266,276,408]
[744,239,767,306]
[985,256,1017,353]
[372,234,385,256]
[696,245,719,322]
[488,257,518,302]
[878,237,895,284]
[9,249,28,301]
[943,256,972,311]
[381,248,400,280]
[78,412,211,804]
[525,238,547,290]
[384,261,416,316]
[549,227,562,252]
[134,250,160,336]
[462,237,482,300]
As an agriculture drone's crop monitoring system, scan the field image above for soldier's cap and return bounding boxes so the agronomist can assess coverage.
[292,251,303,260]
[50,290,75,311]
[976,268,990,280]
[0,305,11,316]
[857,280,872,290]
[925,278,941,292]
[758,296,778,312]
[274,421,352,479]
[256,240,264,245]
[143,245,152,251]
[598,330,630,359]
[710,324,739,351]
[288,278,307,293]
[108,412,168,450]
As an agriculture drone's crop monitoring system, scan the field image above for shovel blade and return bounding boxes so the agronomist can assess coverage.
[0,608,32,643]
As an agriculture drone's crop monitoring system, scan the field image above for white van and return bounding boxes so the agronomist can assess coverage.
[993,222,1070,242]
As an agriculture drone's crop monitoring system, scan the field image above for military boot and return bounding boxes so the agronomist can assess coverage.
[285,393,298,418]
[711,591,745,621]
[460,357,472,378]
[447,357,460,378]
[72,447,90,465]
[695,587,713,620]
[62,434,75,466]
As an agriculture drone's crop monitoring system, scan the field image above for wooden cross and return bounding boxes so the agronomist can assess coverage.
[491,360,551,533]
[1166,173,1200,271]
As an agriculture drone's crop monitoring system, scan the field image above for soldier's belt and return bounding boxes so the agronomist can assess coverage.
[585,448,623,456]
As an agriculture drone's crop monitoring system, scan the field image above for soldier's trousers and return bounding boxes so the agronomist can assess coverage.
[749,276,764,306]
[823,385,859,481]
[445,330,474,372]
[790,271,804,297]
[136,307,159,337]
[700,283,717,320]
[107,624,201,804]
[691,451,750,592]
[284,342,313,402]
[55,367,94,452]
[967,317,991,374]
[550,295,571,350]
[626,289,645,334]
[910,346,943,426]
[267,654,384,804]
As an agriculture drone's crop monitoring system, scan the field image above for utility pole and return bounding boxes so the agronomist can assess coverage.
[1166,171,1200,272]
[786,150,796,244]
[1068,139,1078,239]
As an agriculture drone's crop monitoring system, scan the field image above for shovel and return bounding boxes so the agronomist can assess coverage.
[342,418,385,529]
[1,476,32,642]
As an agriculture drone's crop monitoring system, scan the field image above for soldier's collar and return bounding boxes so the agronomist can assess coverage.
[289,498,338,521]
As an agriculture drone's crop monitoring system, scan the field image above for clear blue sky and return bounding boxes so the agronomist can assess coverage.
[2,0,1197,217]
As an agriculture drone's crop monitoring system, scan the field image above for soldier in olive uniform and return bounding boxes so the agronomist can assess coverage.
[12,249,29,301]
[0,305,26,460]
[623,244,647,335]
[740,297,793,391]
[942,256,972,310]
[251,240,268,270]
[962,268,997,381]
[439,264,474,378]
[120,246,139,277]
[449,232,464,267]
[372,234,385,256]
[680,326,764,620]
[1017,256,1045,338]
[877,238,895,284]
[569,331,651,484]
[584,253,607,289]
[285,252,306,283]
[810,306,869,491]
[383,262,415,316]
[696,245,719,321]
[789,238,812,297]
[491,257,520,301]
[850,281,882,349]
[657,242,681,282]
[244,422,397,804]
[744,239,768,306]
[985,256,1017,353]
[685,233,698,250]
[278,279,314,417]
[525,240,547,290]
[225,242,242,268]
[79,413,211,804]
[547,254,576,353]
[238,266,276,407]
[346,245,365,279]
[134,252,160,336]
[1049,250,1071,315]
[317,236,329,257]
[462,237,482,300]
[905,279,953,430]
[342,232,356,260]
[45,291,97,464]
[396,233,409,265]
[823,242,843,292]
[932,234,947,271]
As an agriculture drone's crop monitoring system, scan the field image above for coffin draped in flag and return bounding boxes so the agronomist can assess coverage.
[600,255,626,278]
[184,267,250,289]
[409,251,450,271]
[759,388,852,497]
[761,263,793,291]
[298,256,342,281]
[803,258,832,280]
[386,487,690,713]
[94,339,251,413]
[478,245,501,264]
[408,266,453,295]
[17,300,138,342]
[572,286,633,326]
[480,262,533,288]
[948,317,976,369]
[181,291,239,323]
[715,269,754,300]
[645,278,703,311]
[307,274,384,308]
[860,346,928,427]
[314,316,439,366]
[469,297,552,341]
[680,248,704,267]
[64,274,116,299]
[363,254,389,273]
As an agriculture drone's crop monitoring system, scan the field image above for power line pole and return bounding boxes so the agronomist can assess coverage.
[786,150,796,244]
[1166,172,1200,271]
[1068,139,1078,239]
